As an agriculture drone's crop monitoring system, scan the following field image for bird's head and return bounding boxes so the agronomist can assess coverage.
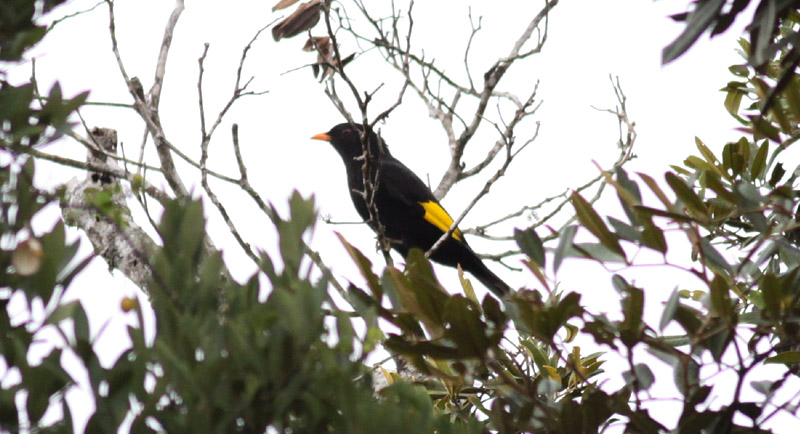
[311,122,389,160]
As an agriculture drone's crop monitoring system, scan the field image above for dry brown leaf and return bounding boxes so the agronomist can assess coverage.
[303,36,330,53]
[272,0,322,41]
[272,0,301,12]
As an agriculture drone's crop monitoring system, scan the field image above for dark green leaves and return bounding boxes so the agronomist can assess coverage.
[662,0,726,64]
[665,172,709,220]
[765,351,800,365]
[0,0,70,60]
[514,227,545,267]
[571,192,626,261]
[512,291,583,345]
[623,363,655,391]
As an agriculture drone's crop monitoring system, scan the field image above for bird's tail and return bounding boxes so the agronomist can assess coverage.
[467,261,510,297]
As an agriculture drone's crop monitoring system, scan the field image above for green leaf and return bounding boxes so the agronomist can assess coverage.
[769,162,785,187]
[674,357,700,397]
[0,387,18,429]
[514,227,545,267]
[750,140,769,180]
[607,217,642,244]
[570,192,625,261]
[723,81,747,115]
[443,295,492,358]
[765,351,800,364]
[698,238,732,273]
[614,275,644,345]
[46,300,81,326]
[722,140,745,177]
[622,363,655,390]
[520,340,548,371]
[751,380,776,396]
[481,294,506,328]
[571,243,627,263]
[695,137,720,167]
[709,274,733,320]
[749,115,782,142]
[289,190,316,233]
[383,335,461,359]
[660,289,680,331]
[554,225,577,273]
[637,172,673,209]
[583,316,618,348]
[662,0,725,64]
[665,172,708,219]
[760,273,782,321]
[23,349,71,423]
[728,64,749,77]
[337,233,382,297]
[336,312,355,355]
[614,167,643,225]
[73,301,90,343]
[0,26,47,61]
[703,171,736,204]
[640,216,667,254]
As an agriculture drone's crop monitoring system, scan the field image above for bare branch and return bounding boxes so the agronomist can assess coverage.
[466,76,638,253]
[426,119,541,258]
[464,8,482,92]
[104,0,189,198]
[434,0,557,199]
[48,1,104,30]
[199,125,259,265]
[148,0,185,110]
[18,141,171,206]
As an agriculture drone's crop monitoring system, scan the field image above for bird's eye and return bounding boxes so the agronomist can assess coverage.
[341,128,353,136]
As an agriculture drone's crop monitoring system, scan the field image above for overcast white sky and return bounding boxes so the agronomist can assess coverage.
[6,0,798,431]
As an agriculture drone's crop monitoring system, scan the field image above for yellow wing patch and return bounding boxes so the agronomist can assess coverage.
[420,201,463,241]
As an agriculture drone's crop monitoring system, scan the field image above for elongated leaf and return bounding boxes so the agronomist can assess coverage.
[336,232,381,297]
[614,167,642,225]
[665,172,709,219]
[571,243,627,263]
[443,295,491,358]
[662,0,725,64]
[765,351,800,364]
[608,217,642,244]
[623,363,655,390]
[554,225,577,273]
[751,140,769,180]
[699,238,732,273]
[457,264,478,304]
[660,289,680,331]
[272,0,322,41]
[749,115,782,142]
[703,172,736,204]
[685,155,717,173]
[570,192,625,261]
[769,162,785,187]
[273,0,300,11]
[709,273,733,320]
[760,273,782,321]
[637,172,673,209]
[723,82,747,116]
[634,206,695,223]
[695,137,719,165]
[514,227,545,267]
[520,340,548,371]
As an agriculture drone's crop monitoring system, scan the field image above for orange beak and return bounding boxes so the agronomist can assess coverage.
[311,132,331,141]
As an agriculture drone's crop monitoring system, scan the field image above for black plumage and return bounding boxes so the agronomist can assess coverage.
[312,122,510,297]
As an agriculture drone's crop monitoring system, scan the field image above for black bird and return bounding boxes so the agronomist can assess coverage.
[312,122,510,297]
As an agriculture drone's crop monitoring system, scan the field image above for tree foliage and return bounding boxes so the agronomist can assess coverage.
[3,1,800,433]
